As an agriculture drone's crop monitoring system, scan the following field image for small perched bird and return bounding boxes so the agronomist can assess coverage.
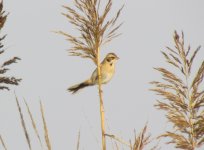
[68,53,119,94]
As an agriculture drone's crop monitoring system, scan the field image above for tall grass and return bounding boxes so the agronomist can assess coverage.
[58,0,123,149]
[40,101,52,150]
[14,97,52,150]
[151,31,204,150]
[2,96,157,150]
[24,99,43,148]
[15,96,32,150]
[2,0,204,149]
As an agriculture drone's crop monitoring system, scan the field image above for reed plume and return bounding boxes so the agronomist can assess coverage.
[151,31,204,150]
[0,1,21,91]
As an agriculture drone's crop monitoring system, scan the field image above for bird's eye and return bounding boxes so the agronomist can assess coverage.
[107,58,111,62]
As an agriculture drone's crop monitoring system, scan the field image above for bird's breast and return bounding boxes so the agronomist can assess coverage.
[101,65,115,84]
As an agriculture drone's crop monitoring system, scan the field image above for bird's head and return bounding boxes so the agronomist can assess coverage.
[104,53,119,65]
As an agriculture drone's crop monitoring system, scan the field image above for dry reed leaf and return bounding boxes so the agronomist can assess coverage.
[15,96,32,150]
[105,124,158,150]
[40,101,52,150]
[24,99,43,148]
[131,124,159,150]
[76,130,80,150]
[105,133,131,148]
[0,135,7,150]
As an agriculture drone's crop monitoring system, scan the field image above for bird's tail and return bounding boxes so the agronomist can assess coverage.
[68,79,93,94]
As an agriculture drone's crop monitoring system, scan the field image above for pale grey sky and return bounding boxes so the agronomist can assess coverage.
[1,0,204,149]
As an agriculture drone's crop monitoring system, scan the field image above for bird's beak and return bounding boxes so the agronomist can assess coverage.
[116,56,119,60]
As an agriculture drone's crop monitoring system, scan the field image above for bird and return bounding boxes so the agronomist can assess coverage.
[68,53,119,94]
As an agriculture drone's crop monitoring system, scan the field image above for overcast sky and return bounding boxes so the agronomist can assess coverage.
[1,0,204,150]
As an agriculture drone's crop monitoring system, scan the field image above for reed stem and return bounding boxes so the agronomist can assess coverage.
[96,47,106,150]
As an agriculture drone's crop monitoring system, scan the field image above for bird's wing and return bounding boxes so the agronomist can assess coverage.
[90,67,108,84]
[91,68,98,83]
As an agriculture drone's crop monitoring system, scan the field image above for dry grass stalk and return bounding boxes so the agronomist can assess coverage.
[131,124,158,150]
[24,99,43,148]
[151,31,204,149]
[96,47,107,150]
[105,124,158,150]
[15,96,32,150]
[0,135,8,150]
[105,133,131,148]
[59,0,123,150]
[40,101,52,150]
[15,98,51,149]
[76,130,80,150]
[0,1,21,91]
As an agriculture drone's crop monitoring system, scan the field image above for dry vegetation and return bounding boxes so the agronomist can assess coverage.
[1,0,204,150]
[0,2,21,91]
[1,98,51,150]
[106,124,159,150]
[58,0,123,64]
[1,97,156,150]
[1,0,156,149]
[57,0,123,149]
[151,31,204,150]
[15,97,51,150]
[0,1,20,149]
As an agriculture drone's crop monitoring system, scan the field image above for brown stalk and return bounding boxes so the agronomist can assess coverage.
[76,130,80,150]
[0,135,7,150]
[105,133,131,148]
[40,101,52,150]
[96,46,106,150]
[24,99,43,148]
[15,96,32,150]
